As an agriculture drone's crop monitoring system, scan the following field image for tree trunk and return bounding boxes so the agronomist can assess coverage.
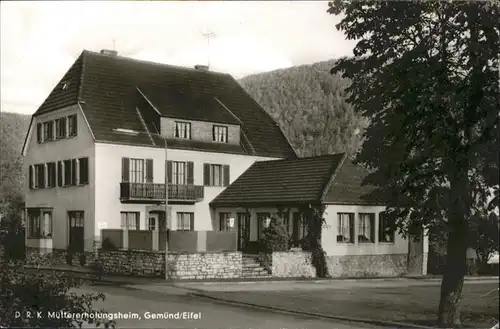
[438,223,468,327]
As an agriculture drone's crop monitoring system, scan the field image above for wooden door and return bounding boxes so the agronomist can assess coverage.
[68,212,84,252]
[237,213,250,251]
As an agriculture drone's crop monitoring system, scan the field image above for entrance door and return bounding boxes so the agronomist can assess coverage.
[68,211,84,252]
[237,213,250,251]
[148,213,160,230]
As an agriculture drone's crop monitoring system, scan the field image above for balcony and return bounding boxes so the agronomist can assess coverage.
[120,182,204,204]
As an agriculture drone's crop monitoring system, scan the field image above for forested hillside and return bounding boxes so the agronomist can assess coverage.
[0,112,30,210]
[239,59,367,157]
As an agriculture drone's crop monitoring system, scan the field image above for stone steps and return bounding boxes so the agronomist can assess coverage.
[241,255,271,278]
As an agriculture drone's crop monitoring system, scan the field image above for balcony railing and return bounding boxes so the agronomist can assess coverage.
[120,182,204,203]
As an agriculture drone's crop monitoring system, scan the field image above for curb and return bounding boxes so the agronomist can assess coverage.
[189,291,436,329]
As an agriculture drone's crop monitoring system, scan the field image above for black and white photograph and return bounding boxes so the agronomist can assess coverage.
[0,1,498,328]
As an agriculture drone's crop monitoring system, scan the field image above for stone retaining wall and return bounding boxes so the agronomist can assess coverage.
[167,252,242,280]
[26,247,243,280]
[99,250,165,277]
[269,251,410,278]
[271,251,316,278]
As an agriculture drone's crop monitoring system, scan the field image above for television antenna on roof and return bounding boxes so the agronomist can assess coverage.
[201,29,216,68]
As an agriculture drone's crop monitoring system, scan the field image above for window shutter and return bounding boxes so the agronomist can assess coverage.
[370,214,375,242]
[28,166,33,189]
[61,117,67,137]
[223,165,230,186]
[212,126,216,141]
[146,159,153,183]
[167,161,172,184]
[36,123,42,143]
[122,158,130,182]
[203,164,210,185]
[81,158,89,184]
[190,213,194,231]
[349,214,355,243]
[57,161,63,186]
[73,116,78,136]
[186,161,194,184]
[71,159,77,185]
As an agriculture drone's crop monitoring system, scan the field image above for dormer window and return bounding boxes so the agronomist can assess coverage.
[175,121,191,139]
[213,125,228,143]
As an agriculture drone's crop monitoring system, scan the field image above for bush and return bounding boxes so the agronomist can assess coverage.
[0,197,26,261]
[259,218,290,252]
[0,260,115,328]
[79,254,87,266]
[65,250,73,266]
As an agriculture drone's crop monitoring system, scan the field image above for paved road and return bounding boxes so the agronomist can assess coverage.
[73,283,387,329]
[172,277,500,292]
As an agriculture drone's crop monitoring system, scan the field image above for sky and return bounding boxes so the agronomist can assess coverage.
[0,1,357,115]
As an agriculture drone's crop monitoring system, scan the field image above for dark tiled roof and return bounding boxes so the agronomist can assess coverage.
[210,154,385,207]
[33,50,297,159]
[210,154,345,207]
[138,85,241,125]
[322,158,384,206]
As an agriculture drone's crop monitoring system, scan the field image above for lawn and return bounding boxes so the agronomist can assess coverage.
[199,282,499,328]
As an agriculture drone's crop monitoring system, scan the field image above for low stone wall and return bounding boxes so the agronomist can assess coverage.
[268,251,408,278]
[167,252,242,280]
[271,251,316,278]
[99,250,165,277]
[326,254,408,277]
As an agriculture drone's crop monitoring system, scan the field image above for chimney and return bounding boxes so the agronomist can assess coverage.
[194,65,209,72]
[100,49,118,56]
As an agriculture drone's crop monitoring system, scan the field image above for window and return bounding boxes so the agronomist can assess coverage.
[47,162,56,188]
[337,213,354,243]
[177,212,194,231]
[175,121,191,139]
[219,212,233,231]
[34,164,45,188]
[79,157,89,185]
[37,123,43,143]
[56,117,67,139]
[257,212,271,239]
[204,164,230,187]
[69,211,84,227]
[171,161,186,185]
[130,158,145,183]
[121,212,139,230]
[148,217,156,231]
[43,121,54,142]
[378,211,395,243]
[278,211,290,230]
[210,164,223,186]
[358,213,375,243]
[63,160,74,186]
[68,115,77,137]
[27,209,52,238]
[291,212,307,244]
[213,125,228,143]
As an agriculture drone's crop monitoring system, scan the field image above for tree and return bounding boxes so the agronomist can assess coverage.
[0,261,115,328]
[328,1,499,327]
[468,210,499,271]
[0,194,25,261]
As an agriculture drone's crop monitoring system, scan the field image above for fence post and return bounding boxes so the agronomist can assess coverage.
[122,229,129,250]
